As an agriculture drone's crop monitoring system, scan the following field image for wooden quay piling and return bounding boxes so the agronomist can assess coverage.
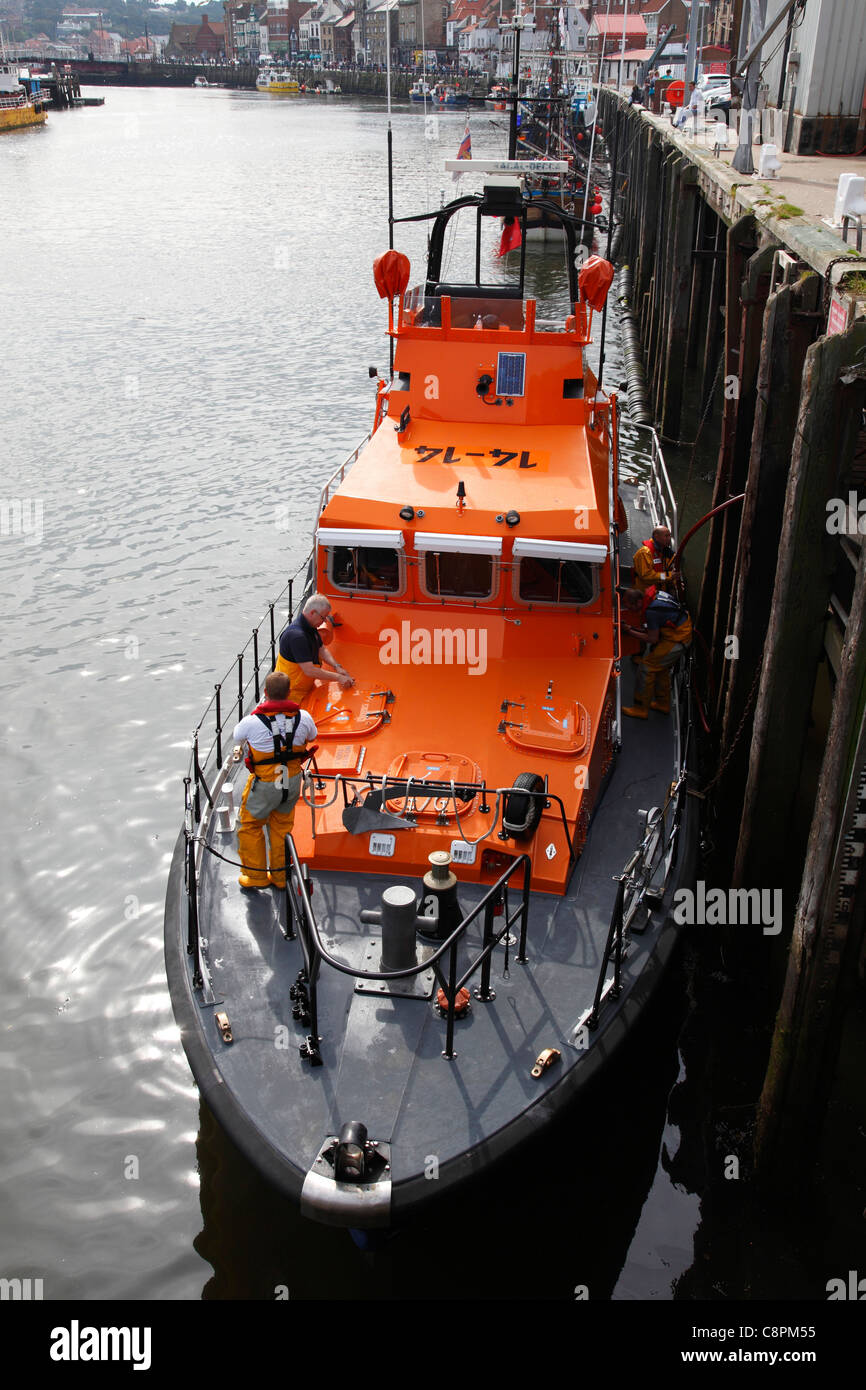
[599,91,866,1187]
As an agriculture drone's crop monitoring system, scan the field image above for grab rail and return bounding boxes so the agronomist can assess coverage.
[634,421,677,539]
[586,659,693,1031]
[300,771,576,860]
[283,832,533,1062]
[185,550,313,824]
[317,437,368,518]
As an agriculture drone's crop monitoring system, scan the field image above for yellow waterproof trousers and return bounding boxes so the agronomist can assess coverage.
[236,771,302,889]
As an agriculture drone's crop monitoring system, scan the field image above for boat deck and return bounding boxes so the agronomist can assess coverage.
[170,656,689,1218]
[165,455,697,1224]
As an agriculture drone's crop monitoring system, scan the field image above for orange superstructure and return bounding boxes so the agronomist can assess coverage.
[289,182,620,895]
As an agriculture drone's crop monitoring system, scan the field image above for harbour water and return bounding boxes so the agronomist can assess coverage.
[0,84,849,1309]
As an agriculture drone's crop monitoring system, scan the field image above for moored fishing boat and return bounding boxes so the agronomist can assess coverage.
[256,69,300,95]
[0,60,46,132]
[433,81,469,108]
[164,168,698,1230]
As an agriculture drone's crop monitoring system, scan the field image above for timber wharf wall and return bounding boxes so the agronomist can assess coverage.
[600,91,866,1183]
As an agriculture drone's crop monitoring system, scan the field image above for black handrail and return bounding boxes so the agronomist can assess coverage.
[587,670,693,1031]
[283,832,532,1061]
[304,771,576,860]
[186,562,309,826]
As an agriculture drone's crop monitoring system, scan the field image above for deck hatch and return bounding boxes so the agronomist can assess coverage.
[496,352,526,398]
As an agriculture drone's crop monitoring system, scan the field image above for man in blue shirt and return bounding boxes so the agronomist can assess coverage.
[276,593,354,705]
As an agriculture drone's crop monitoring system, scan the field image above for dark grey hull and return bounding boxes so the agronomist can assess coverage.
[164,667,699,1228]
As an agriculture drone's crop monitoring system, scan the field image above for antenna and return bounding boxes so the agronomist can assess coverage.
[499,0,536,161]
[386,0,394,375]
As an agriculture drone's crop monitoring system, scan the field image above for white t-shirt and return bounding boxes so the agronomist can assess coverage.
[233,709,318,751]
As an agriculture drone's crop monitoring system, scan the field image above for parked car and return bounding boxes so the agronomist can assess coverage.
[705,81,732,111]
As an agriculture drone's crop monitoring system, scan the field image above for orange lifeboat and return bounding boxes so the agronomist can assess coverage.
[165,169,699,1233]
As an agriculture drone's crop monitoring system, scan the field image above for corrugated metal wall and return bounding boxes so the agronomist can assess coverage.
[759,0,866,118]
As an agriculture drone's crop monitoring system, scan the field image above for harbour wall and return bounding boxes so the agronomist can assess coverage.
[17,58,419,97]
[599,90,866,1186]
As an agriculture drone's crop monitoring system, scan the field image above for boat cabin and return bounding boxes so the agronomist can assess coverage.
[304,180,618,894]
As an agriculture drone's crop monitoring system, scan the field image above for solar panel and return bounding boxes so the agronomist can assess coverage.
[496,352,526,398]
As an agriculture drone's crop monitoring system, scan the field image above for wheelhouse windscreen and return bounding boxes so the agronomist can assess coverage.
[423,551,495,600]
[518,557,595,605]
[330,545,401,592]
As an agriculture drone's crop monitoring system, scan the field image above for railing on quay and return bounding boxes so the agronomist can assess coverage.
[283,831,533,1062]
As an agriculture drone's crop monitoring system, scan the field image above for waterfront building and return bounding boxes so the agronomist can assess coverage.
[365,0,399,67]
[224,1,266,62]
[165,14,227,61]
[398,0,447,67]
[318,1,352,63]
[334,9,356,62]
[756,0,866,154]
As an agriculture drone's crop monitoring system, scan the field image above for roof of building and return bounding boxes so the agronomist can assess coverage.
[590,15,648,35]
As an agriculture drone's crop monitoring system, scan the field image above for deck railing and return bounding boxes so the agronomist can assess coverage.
[635,421,678,538]
[316,437,368,518]
[282,832,533,1063]
[185,553,312,833]
[585,658,695,1032]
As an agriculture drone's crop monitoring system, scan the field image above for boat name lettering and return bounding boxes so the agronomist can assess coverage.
[413,445,541,470]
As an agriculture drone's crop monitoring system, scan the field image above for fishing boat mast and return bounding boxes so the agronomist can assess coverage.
[500,0,535,160]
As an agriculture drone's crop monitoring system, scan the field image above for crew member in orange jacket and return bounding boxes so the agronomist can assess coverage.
[620,586,692,718]
[632,525,675,593]
[232,671,318,890]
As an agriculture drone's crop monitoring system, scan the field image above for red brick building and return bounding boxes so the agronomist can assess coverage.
[166,14,227,60]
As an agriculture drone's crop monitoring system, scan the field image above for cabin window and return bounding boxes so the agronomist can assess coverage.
[329,545,402,593]
[517,557,597,605]
[421,550,496,601]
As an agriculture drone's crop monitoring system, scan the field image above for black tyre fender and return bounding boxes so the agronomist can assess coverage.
[502,771,545,839]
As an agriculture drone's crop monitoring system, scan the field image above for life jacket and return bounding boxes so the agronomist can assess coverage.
[243,699,306,782]
[645,537,674,584]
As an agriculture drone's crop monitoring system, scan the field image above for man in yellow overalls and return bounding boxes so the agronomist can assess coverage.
[232,671,318,890]
[621,585,692,718]
[276,593,354,706]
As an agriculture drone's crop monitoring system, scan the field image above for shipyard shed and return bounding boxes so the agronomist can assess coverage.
[758,0,866,153]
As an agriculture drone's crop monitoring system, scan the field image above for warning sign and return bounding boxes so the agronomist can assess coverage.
[827,294,850,336]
